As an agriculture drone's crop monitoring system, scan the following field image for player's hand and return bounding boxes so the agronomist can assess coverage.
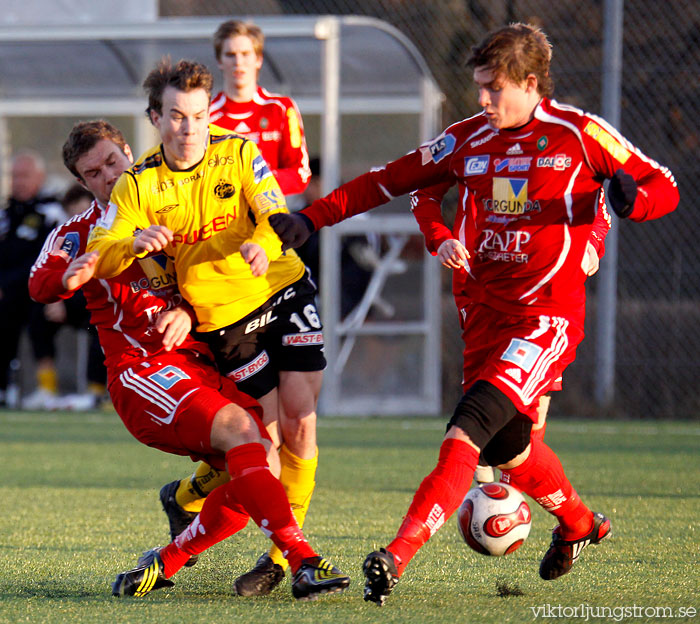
[607,169,637,218]
[268,213,313,250]
[240,243,269,277]
[133,225,173,254]
[581,241,601,276]
[437,239,470,269]
[156,306,192,352]
[44,301,67,323]
[62,251,99,291]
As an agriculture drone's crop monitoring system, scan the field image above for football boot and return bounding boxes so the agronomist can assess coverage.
[539,512,611,580]
[362,548,399,606]
[291,556,350,601]
[111,548,174,597]
[233,553,285,596]
[159,480,198,566]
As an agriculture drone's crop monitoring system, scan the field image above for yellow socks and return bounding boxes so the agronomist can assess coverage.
[174,462,230,513]
[268,445,318,569]
[88,381,105,397]
[37,366,58,393]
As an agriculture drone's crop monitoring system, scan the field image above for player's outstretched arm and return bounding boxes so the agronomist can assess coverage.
[583,118,678,222]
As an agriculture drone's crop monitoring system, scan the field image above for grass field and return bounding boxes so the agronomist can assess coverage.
[1,411,698,623]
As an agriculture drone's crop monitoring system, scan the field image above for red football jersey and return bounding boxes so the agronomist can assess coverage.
[303,98,678,317]
[410,181,612,313]
[209,86,311,195]
[28,201,204,373]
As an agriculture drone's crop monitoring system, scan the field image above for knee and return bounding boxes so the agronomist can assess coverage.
[211,404,262,451]
[282,408,316,435]
[279,371,322,421]
[280,392,318,428]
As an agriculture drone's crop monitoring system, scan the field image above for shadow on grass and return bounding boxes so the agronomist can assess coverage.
[0,583,105,600]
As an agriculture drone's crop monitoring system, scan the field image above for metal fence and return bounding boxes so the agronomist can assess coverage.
[157,0,700,419]
[5,1,695,418]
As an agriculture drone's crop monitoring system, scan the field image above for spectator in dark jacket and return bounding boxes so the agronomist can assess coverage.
[0,151,65,408]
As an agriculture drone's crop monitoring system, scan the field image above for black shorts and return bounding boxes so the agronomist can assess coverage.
[197,275,326,399]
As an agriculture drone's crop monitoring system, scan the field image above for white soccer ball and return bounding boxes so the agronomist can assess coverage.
[457,483,531,556]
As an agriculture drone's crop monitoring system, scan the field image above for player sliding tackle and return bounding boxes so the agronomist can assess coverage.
[80,60,348,599]
[32,124,348,601]
[269,23,678,605]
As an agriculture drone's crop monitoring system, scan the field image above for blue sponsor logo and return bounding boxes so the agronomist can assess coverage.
[254,188,285,214]
[148,365,190,390]
[427,133,456,163]
[252,155,272,183]
[494,159,510,173]
[60,232,81,259]
[464,155,490,176]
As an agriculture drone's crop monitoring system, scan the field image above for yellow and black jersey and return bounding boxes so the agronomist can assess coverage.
[88,127,305,332]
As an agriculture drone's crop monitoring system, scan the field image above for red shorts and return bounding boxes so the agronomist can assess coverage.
[108,348,267,471]
[459,303,584,422]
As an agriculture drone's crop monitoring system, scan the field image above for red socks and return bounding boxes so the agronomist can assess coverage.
[161,442,316,578]
[160,482,249,577]
[387,438,479,575]
[502,437,593,539]
[224,443,316,573]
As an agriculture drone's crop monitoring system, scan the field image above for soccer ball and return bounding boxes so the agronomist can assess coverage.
[457,483,531,556]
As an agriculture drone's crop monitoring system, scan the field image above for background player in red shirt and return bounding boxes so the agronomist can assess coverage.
[269,23,679,605]
[163,21,320,597]
[28,120,349,601]
[209,20,311,195]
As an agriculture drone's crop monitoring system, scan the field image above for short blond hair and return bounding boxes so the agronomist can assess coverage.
[213,20,264,61]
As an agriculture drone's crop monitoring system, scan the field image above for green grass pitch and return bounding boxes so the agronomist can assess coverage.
[1,412,698,623]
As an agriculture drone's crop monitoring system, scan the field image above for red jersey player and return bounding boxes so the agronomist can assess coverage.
[28,120,349,601]
[209,20,311,196]
[411,183,612,484]
[269,23,679,605]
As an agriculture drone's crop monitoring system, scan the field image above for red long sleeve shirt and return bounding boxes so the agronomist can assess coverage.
[302,98,678,317]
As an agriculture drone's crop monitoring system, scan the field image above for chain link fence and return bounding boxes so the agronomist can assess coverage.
[5,1,695,418]
[158,0,699,419]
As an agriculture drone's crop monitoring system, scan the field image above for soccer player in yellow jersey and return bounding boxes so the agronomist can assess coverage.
[87,59,325,595]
